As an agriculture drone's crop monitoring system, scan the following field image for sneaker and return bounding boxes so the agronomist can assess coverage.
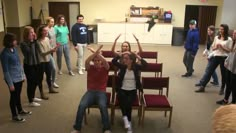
[195,86,205,93]
[33,97,42,102]
[53,82,59,88]
[58,71,63,75]
[29,102,40,107]
[69,71,75,76]
[78,70,84,75]
[71,130,81,133]
[12,116,26,122]
[19,110,32,115]
[210,81,219,86]
[195,83,202,87]
[123,116,130,129]
[181,73,191,77]
[104,130,112,133]
[127,122,132,133]
[216,99,228,105]
[82,67,86,70]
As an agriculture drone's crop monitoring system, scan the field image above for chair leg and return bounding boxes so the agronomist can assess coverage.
[87,108,90,114]
[138,106,143,125]
[111,106,115,125]
[168,109,173,128]
[84,113,88,125]
[141,108,145,126]
[165,111,167,117]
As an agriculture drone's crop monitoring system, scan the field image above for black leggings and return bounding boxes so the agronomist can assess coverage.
[224,69,236,103]
[117,89,137,121]
[9,81,23,117]
[38,62,52,89]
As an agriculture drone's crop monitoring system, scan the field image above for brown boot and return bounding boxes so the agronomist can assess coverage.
[39,87,49,100]
[49,87,59,94]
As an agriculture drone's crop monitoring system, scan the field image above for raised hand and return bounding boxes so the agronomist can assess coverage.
[132,33,139,41]
[115,34,122,41]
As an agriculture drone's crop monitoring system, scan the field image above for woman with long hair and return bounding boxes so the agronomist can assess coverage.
[46,17,59,88]
[54,14,74,76]
[112,51,147,133]
[195,24,233,93]
[37,25,59,94]
[1,33,31,122]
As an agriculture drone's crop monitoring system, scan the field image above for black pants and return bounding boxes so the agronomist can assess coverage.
[9,81,23,117]
[38,62,52,90]
[24,64,40,103]
[117,89,137,121]
[183,51,195,74]
[202,56,227,88]
[224,69,236,103]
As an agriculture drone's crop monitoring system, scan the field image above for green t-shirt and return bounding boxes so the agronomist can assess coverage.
[54,25,69,45]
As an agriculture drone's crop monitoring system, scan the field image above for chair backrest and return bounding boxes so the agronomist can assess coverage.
[142,63,163,77]
[102,50,114,58]
[140,51,158,63]
[142,77,169,97]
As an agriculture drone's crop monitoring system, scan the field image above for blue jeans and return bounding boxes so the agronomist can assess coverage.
[199,58,219,84]
[49,55,56,83]
[56,44,72,72]
[73,90,110,131]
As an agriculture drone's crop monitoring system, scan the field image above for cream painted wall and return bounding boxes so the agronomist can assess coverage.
[4,0,19,27]
[221,0,236,30]
[32,0,223,27]
[0,0,4,31]
[17,0,31,26]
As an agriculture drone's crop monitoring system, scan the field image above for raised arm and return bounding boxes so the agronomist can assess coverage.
[132,52,147,69]
[85,45,103,70]
[133,34,143,53]
[111,34,121,56]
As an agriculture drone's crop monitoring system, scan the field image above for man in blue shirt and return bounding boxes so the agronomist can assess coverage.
[71,14,88,75]
[182,19,200,77]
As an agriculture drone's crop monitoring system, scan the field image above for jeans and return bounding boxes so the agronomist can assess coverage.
[49,55,56,83]
[39,62,52,89]
[199,58,219,84]
[183,50,195,74]
[117,89,137,121]
[224,69,236,103]
[73,90,110,131]
[201,56,227,88]
[76,44,87,71]
[8,81,23,117]
[56,44,72,72]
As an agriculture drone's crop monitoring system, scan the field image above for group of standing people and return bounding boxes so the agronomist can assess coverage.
[182,19,236,105]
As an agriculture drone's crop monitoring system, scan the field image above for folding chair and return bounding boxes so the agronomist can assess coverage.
[142,63,163,77]
[140,51,158,63]
[102,50,114,58]
[141,77,173,127]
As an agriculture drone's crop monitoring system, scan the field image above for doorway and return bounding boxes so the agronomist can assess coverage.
[184,5,217,44]
[48,2,80,33]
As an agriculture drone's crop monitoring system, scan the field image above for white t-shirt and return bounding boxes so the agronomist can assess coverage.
[121,69,136,91]
[212,36,232,57]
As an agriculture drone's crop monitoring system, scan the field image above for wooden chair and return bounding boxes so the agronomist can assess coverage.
[102,50,114,58]
[142,63,163,77]
[84,75,116,124]
[140,51,158,63]
[141,77,173,127]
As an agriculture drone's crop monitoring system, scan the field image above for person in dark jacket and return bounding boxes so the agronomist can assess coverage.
[71,14,88,75]
[112,52,147,133]
[0,33,32,122]
[182,19,200,77]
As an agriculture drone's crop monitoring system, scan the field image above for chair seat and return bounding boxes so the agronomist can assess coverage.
[144,94,170,107]
[115,94,140,106]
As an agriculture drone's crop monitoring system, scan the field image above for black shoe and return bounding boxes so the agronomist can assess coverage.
[216,99,228,105]
[210,81,219,86]
[195,86,205,93]
[12,116,26,122]
[195,83,202,87]
[19,110,32,115]
[219,89,224,95]
[182,73,191,77]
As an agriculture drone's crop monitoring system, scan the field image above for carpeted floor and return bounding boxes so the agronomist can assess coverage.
[0,43,223,133]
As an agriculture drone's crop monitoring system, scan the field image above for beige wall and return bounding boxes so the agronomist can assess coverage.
[32,0,223,27]
[221,0,236,30]
[0,0,4,32]
[18,0,31,27]
[4,0,19,27]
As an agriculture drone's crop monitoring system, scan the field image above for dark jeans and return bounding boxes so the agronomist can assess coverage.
[183,50,195,74]
[201,56,227,87]
[8,81,23,117]
[117,89,137,121]
[199,58,219,85]
[24,64,40,103]
[224,69,236,103]
[73,90,110,132]
[39,62,52,89]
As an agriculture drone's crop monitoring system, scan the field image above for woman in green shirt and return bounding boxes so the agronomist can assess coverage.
[54,14,74,76]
